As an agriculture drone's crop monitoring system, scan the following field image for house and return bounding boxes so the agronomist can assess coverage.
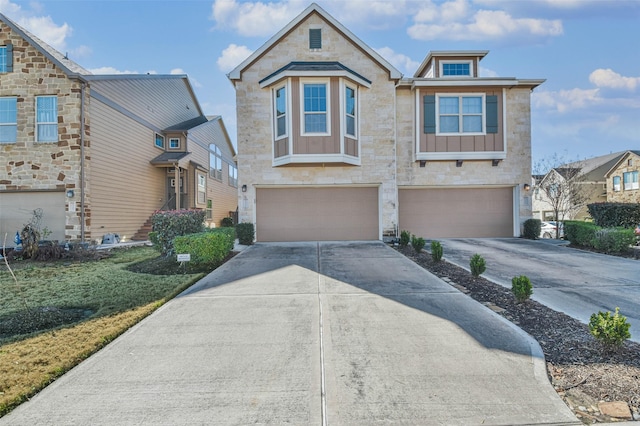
[604,150,640,203]
[227,3,543,242]
[0,13,237,246]
[532,151,627,222]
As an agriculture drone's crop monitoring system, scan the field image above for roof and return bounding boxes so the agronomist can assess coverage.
[0,12,91,76]
[259,61,372,88]
[227,3,402,83]
[604,150,640,178]
[150,151,190,165]
[414,50,489,78]
[563,151,627,182]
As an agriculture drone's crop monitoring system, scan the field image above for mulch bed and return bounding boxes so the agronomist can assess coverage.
[395,245,640,424]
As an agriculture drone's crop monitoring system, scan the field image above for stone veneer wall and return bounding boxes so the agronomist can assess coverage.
[606,153,640,203]
[0,22,90,242]
[234,13,398,237]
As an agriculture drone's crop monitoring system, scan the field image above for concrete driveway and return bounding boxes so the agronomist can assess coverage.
[438,238,640,343]
[1,242,578,425]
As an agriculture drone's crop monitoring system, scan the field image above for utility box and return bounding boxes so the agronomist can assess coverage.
[102,233,120,244]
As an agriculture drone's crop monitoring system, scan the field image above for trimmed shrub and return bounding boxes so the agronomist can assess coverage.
[511,275,533,303]
[411,235,426,253]
[588,202,640,229]
[151,209,206,256]
[399,230,411,248]
[431,240,443,262]
[564,221,599,246]
[591,228,635,253]
[470,254,486,277]
[236,222,255,245]
[522,219,541,240]
[221,217,234,227]
[589,307,631,351]
[206,226,236,241]
[173,231,235,270]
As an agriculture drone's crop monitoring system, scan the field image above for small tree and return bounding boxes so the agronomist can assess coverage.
[410,235,426,253]
[399,230,410,248]
[589,307,631,352]
[430,240,443,262]
[511,275,533,303]
[470,254,486,277]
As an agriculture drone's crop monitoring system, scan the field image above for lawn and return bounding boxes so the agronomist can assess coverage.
[0,245,205,417]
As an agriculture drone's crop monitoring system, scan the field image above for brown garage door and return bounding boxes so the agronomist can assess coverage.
[256,187,379,242]
[399,187,514,238]
[0,191,66,243]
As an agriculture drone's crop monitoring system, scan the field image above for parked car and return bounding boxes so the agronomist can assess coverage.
[539,221,564,239]
[635,224,640,245]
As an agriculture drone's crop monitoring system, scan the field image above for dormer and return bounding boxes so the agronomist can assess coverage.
[414,51,488,79]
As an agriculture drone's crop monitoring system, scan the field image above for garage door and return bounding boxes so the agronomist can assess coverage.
[0,191,66,244]
[256,187,379,242]
[398,187,514,238]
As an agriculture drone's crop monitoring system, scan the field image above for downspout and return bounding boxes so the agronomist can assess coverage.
[80,81,86,243]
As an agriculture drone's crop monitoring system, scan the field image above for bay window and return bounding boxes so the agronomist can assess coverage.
[623,171,639,190]
[274,86,287,139]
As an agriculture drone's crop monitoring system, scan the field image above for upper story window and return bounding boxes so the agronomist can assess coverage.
[197,172,206,204]
[36,96,58,143]
[302,81,329,135]
[623,171,639,190]
[274,86,287,139]
[440,60,472,77]
[613,176,621,191]
[309,29,322,49]
[0,45,12,73]
[228,164,238,187]
[155,133,165,149]
[0,97,17,144]
[209,144,223,180]
[437,94,484,134]
[345,84,356,138]
[169,138,180,149]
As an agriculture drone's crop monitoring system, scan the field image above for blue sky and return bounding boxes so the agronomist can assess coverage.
[1,0,638,165]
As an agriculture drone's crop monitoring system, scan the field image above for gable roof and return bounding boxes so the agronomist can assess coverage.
[604,150,640,178]
[0,12,91,76]
[227,3,402,83]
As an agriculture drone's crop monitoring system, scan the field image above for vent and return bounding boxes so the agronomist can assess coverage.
[309,29,322,49]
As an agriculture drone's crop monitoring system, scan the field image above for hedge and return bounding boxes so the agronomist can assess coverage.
[564,220,635,253]
[150,209,206,255]
[173,231,235,269]
[587,203,640,228]
[564,221,599,247]
[522,218,541,240]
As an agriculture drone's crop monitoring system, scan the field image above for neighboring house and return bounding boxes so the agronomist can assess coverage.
[604,150,640,203]
[532,151,626,222]
[0,13,237,245]
[228,3,544,242]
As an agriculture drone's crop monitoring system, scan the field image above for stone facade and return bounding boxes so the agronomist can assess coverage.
[606,151,640,203]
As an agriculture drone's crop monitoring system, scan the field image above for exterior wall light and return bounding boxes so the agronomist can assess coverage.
[66,189,75,198]
[242,184,247,192]
[523,183,531,192]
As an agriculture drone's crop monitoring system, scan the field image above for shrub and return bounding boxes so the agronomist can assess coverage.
[564,221,599,246]
[411,235,426,253]
[591,228,635,253]
[522,219,541,240]
[511,275,533,303]
[399,230,411,248]
[236,222,255,245]
[588,202,640,229]
[589,307,631,351]
[221,217,234,227]
[206,226,236,241]
[431,240,443,262]
[470,254,486,277]
[173,231,235,271]
[151,210,206,256]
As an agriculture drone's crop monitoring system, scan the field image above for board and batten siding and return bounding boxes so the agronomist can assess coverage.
[89,98,165,242]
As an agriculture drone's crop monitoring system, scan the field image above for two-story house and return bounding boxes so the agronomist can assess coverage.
[229,3,544,242]
[0,13,237,245]
[604,150,640,203]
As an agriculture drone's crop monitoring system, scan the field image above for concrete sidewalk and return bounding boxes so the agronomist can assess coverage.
[1,242,579,425]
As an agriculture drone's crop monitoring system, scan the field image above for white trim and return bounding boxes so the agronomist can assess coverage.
[415,151,507,161]
[414,89,420,162]
[439,60,473,78]
[273,153,361,167]
[342,80,357,139]
[300,78,331,136]
[168,137,180,149]
[412,78,545,88]
[435,93,486,136]
[273,84,288,141]
[155,133,165,149]
[502,88,508,154]
[259,70,371,89]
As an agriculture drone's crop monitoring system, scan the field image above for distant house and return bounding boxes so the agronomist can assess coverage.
[532,151,627,222]
[228,3,544,241]
[0,13,237,245]
[604,150,640,203]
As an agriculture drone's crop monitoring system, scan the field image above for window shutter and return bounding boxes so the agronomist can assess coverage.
[486,95,498,133]
[6,44,13,72]
[424,95,436,134]
[309,29,321,49]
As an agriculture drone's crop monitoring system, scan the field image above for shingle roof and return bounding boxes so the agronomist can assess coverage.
[259,61,372,86]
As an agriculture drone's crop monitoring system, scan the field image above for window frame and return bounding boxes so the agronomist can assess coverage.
[623,171,639,190]
[35,95,58,143]
[273,84,288,140]
[0,96,17,144]
[209,144,223,181]
[155,133,165,149]
[197,172,206,205]
[300,78,331,136]
[228,163,238,188]
[613,176,621,192]
[439,60,473,77]
[343,82,357,139]
[0,46,6,73]
[435,93,486,136]
[169,137,180,149]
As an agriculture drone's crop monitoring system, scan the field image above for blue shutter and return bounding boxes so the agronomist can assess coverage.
[6,44,13,72]
[486,95,498,133]
[424,95,436,134]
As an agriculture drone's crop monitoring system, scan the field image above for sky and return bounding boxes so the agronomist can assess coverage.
[1,0,638,165]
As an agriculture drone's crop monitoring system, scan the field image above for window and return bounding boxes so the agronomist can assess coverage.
[0,44,12,73]
[613,176,621,192]
[274,86,287,139]
[623,171,639,190]
[209,144,222,180]
[36,96,58,142]
[302,82,329,134]
[345,85,356,138]
[442,62,470,76]
[197,173,206,204]
[228,164,238,187]
[309,28,321,49]
[206,199,213,220]
[0,97,17,144]
[155,133,165,148]
[437,95,483,134]
[628,159,633,167]
[169,138,180,149]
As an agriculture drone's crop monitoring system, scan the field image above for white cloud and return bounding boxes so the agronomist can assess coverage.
[0,1,75,51]
[478,66,498,78]
[217,44,254,72]
[589,69,640,91]
[533,88,601,113]
[211,0,305,37]
[170,68,186,75]
[374,47,418,76]
[88,67,141,75]
[70,45,92,59]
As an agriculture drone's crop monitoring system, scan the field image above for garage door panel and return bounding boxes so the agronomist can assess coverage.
[256,188,378,242]
[399,188,513,238]
[0,192,66,243]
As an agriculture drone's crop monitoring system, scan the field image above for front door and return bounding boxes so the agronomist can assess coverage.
[166,176,187,209]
